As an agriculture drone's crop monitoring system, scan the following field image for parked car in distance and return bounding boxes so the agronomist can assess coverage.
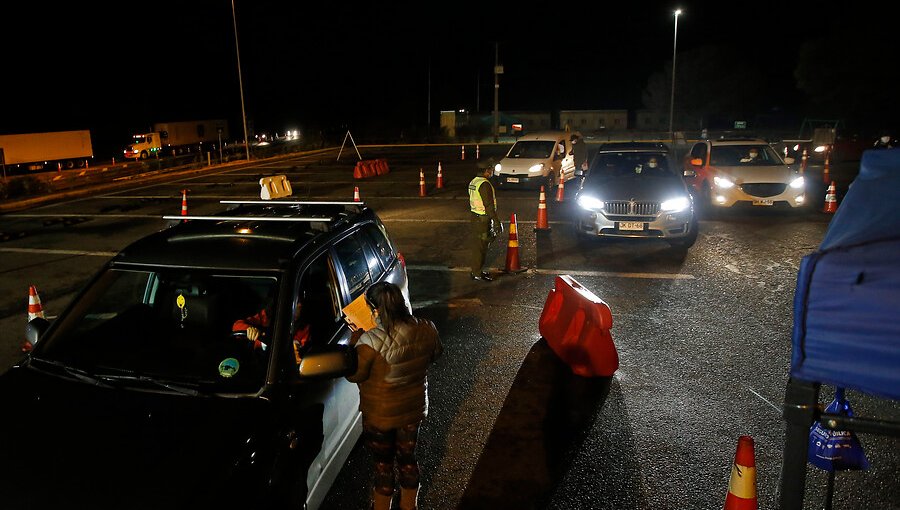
[683,138,806,211]
[0,200,409,510]
[492,130,584,190]
[575,142,698,250]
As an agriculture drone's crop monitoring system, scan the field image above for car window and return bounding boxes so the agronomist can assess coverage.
[507,140,555,159]
[710,144,782,166]
[690,143,707,160]
[333,233,374,301]
[296,252,343,346]
[361,223,394,278]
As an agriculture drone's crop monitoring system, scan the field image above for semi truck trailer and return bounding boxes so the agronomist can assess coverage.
[124,119,229,159]
[0,130,94,171]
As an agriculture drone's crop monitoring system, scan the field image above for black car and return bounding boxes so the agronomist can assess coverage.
[574,142,698,250]
[0,200,409,510]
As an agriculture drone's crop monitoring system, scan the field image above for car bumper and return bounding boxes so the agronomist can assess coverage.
[576,209,695,239]
[711,184,806,208]
[492,174,547,189]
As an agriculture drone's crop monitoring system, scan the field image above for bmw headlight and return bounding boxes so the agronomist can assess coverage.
[789,176,805,189]
[660,196,690,213]
[577,195,604,211]
[528,163,544,174]
[714,176,735,189]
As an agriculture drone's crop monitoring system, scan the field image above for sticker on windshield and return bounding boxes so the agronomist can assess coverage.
[218,358,240,378]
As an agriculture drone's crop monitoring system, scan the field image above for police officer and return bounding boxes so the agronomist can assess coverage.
[468,159,502,281]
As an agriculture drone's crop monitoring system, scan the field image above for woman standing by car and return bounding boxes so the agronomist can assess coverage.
[347,282,443,510]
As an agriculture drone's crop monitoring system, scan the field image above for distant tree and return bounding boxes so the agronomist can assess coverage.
[642,45,766,128]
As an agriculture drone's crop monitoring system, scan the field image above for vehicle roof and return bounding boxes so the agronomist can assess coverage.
[597,142,670,153]
[112,202,375,272]
[515,130,569,142]
[709,138,768,146]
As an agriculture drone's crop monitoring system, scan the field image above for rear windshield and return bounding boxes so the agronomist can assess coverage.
[506,140,556,159]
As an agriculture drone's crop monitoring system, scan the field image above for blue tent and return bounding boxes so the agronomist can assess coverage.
[790,148,900,401]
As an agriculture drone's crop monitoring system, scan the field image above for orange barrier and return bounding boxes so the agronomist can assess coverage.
[353,159,390,179]
[538,275,618,377]
[823,181,837,213]
[724,436,758,510]
[505,213,523,273]
[535,186,550,231]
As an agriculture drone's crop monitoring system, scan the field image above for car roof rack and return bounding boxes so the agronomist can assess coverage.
[219,200,365,206]
[162,215,332,222]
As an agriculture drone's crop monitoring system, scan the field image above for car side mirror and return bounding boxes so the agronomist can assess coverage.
[683,169,696,178]
[297,343,357,379]
[784,156,795,164]
[690,157,703,167]
[25,318,51,348]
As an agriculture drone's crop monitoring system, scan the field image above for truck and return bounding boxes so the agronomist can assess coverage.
[0,130,94,172]
[124,119,229,160]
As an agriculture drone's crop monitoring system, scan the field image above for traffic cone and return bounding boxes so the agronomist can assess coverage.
[505,213,524,273]
[823,149,831,183]
[535,186,550,231]
[436,162,444,189]
[419,169,427,197]
[555,174,566,202]
[800,148,808,175]
[822,181,838,214]
[476,144,480,159]
[353,186,361,202]
[461,145,466,160]
[724,436,758,510]
[180,189,188,221]
[22,285,45,353]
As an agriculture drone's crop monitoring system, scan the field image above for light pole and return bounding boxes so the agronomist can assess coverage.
[668,8,682,144]
[231,0,251,162]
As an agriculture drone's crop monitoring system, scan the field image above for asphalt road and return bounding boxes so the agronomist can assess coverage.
[0,145,896,509]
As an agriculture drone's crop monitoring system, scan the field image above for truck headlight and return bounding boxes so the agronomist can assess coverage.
[714,176,735,189]
[577,195,604,211]
[528,163,544,175]
[660,196,690,213]
[789,176,805,189]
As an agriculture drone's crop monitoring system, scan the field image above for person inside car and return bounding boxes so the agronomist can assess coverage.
[232,300,310,357]
[740,148,761,163]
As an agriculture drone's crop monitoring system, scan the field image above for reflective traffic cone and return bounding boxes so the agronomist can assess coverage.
[823,181,838,214]
[724,436,758,510]
[555,174,566,202]
[180,189,188,222]
[823,149,831,183]
[353,186,361,202]
[476,144,480,159]
[436,162,444,189]
[535,186,550,231]
[800,148,808,175]
[419,169,427,197]
[461,145,466,160]
[22,285,45,353]
[505,213,524,273]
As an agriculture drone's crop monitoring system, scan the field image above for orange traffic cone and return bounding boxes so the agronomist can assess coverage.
[823,181,838,214]
[419,169,427,197]
[353,186,361,202]
[823,149,831,183]
[535,186,550,231]
[800,148,808,175]
[461,145,466,160]
[724,436,758,510]
[476,144,480,159]
[22,285,45,353]
[436,162,444,189]
[555,174,566,202]
[505,213,524,273]
[180,189,188,221]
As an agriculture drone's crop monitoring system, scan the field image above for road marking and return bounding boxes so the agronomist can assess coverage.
[747,387,781,413]
[4,213,160,219]
[407,264,694,280]
[0,247,117,257]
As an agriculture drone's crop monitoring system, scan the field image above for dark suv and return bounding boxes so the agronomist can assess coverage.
[0,201,408,510]
[575,142,698,250]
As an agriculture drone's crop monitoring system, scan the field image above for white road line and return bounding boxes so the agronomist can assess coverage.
[0,247,118,257]
[4,213,160,219]
[747,387,781,413]
[407,265,694,280]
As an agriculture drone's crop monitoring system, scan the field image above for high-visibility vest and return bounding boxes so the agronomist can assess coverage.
[468,177,496,215]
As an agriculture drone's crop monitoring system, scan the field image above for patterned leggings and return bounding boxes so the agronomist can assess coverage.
[364,422,421,496]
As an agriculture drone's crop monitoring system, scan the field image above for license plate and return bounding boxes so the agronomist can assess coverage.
[618,221,645,231]
[752,199,774,206]
[506,177,519,183]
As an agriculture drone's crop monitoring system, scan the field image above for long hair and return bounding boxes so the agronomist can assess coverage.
[365,282,411,335]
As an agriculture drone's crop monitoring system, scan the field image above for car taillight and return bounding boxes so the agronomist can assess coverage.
[397,252,406,268]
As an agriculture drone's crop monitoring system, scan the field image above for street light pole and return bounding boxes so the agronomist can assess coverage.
[231,0,251,162]
[668,9,682,144]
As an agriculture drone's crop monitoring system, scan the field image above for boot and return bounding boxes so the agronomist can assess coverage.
[399,485,419,510]
[372,492,393,510]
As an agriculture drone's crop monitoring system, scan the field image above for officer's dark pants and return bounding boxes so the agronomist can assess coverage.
[470,214,492,274]
[364,422,421,496]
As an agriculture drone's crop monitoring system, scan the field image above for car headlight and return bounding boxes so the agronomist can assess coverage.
[493,163,501,175]
[660,196,690,213]
[789,176,805,189]
[528,163,544,174]
[577,195,604,211]
[714,176,735,189]
[814,145,827,153]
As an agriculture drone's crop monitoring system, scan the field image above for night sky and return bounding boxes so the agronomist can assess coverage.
[3,1,893,157]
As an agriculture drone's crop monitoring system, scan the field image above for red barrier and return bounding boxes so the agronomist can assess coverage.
[353,161,364,179]
[538,275,618,377]
[352,159,390,179]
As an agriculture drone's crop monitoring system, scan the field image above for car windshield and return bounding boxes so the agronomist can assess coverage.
[585,153,676,184]
[33,267,278,392]
[506,140,556,159]
[710,144,783,166]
